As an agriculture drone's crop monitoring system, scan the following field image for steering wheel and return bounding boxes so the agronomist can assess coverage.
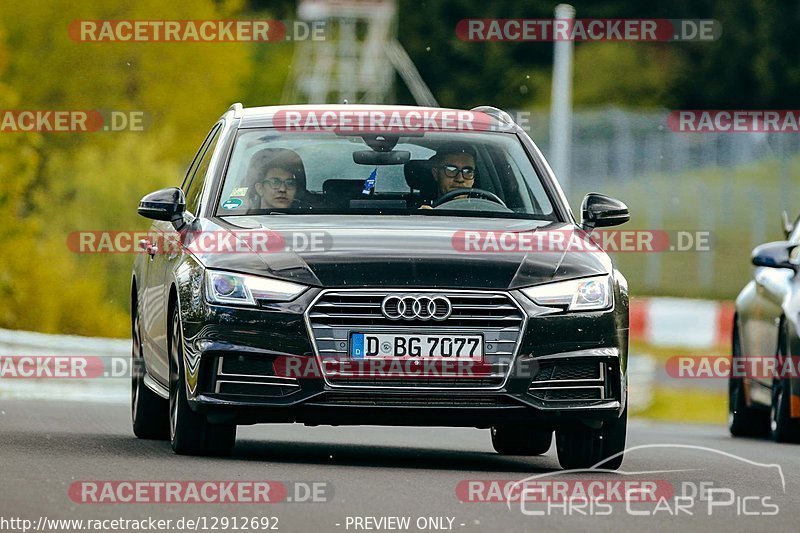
[432,188,507,208]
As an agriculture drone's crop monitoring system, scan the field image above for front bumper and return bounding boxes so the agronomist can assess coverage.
[179,287,628,428]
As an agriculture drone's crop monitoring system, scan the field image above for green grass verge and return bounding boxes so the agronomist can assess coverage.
[634,387,727,424]
[630,341,729,424]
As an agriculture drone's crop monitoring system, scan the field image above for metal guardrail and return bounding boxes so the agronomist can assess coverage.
[0,328,130,403]
[0,327,130,357]
[627,354,657,414]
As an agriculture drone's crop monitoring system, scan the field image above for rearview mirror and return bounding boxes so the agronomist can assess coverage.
[138,187,186,224]
[752,241,797,270]
[353,150,411,165]
[580,193,630,230]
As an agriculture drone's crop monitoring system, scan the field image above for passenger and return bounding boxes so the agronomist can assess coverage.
[245,148,306,210]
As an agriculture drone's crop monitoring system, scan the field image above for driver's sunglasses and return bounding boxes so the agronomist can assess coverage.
[440,165,475,181]
[261,176,298,190]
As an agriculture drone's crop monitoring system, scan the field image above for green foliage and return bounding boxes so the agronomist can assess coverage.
[395,0,800,110]
[0,0,259,337]
[568,43,682,108]
[0,0,252,158]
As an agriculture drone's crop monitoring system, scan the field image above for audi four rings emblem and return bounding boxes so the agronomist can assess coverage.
[381,295,452,321]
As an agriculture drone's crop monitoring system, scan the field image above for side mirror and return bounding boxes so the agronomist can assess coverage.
[138,187,186,225]
[781,211,798,239]
[581,193,630,230]
[752,241,797,270]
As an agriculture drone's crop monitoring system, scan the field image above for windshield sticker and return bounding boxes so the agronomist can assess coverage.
[222,197,243,209]
[362,167,377,195]
[230,187,248,197]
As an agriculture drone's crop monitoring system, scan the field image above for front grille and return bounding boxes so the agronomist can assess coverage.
[533,361,602,382]
[311,393,512,407]
[306,290,525,388]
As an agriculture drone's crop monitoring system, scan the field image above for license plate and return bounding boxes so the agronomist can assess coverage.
[349,333,483,360]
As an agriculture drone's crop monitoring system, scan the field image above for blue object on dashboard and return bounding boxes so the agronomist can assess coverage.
[362,168,377,195]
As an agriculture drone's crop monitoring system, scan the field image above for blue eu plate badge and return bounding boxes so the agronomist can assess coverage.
[350,333,365,359]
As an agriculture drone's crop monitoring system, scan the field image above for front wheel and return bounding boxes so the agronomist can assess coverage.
[556,406,627,470]
[769,323,800,443]
[491,426,552,455]
[770,376,800,443]
[728,321,769,437]
[169,306,236,456]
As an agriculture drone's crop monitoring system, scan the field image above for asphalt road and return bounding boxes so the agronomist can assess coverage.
[0,398,798,533]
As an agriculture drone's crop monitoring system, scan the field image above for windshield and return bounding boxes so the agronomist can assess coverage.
[215,129,557,220]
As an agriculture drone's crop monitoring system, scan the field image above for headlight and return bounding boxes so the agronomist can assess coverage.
[205,270,307,306]
[520,275,612,311]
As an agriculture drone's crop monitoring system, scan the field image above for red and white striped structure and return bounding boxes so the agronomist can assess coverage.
[630,298,734,349]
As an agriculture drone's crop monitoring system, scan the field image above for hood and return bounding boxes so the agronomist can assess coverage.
[195,215,612,289]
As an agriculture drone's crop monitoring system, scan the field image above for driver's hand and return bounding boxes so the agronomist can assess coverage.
[418,205,432,210]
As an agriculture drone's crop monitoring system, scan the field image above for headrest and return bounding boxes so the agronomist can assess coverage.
[404,159,436,197]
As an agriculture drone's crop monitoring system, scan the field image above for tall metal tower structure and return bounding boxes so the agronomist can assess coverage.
[283,0,437,106]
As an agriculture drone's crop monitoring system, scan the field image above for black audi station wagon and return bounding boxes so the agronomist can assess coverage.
[131,104,631,470]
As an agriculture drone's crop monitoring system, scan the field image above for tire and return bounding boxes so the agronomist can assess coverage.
[556,405,627,470]
[491,426,552,455]
[169,306,236,456]
[728,323,769,437]
[769,377,800,442]
[769,323,800,443]
[131,305,169,440]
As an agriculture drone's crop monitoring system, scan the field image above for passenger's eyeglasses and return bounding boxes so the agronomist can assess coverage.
[261,177,298,190]
[439,165,475,181]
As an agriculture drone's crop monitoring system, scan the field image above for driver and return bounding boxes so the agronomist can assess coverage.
[432,143,477,197]
[420,143,477,209]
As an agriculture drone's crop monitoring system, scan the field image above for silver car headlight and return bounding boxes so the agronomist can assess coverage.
[520,275,613,311]
[205,270,307,306]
